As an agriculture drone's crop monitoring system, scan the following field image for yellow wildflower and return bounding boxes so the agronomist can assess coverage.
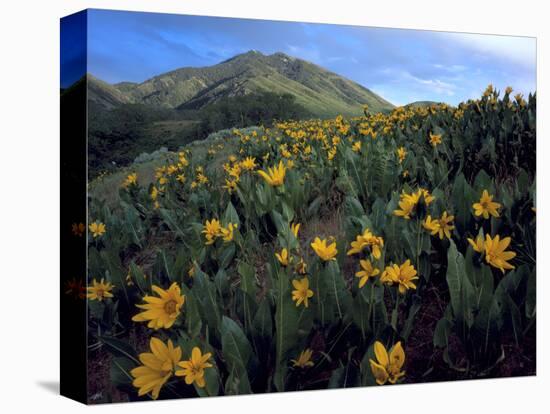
[175,347,213,388]
[483,84,494,97]
[223,179,238,193]
[292,277,314,307]
[291,349,314,368]
[437,211,455,239]
[132,283,185,330]
[151,186,159,201]
[347,228,384,259]
[197,172,209,184]
[355,259,380,288]
[423,215,440,235]
[380,260,418,294]
[130,338,182,400]
[429,132,442,147]
[473,190,501,219]
[240,156,257,171]
[369,341,405,385]
[257,161,286,186]
[397,147,406,163]
[89,221,106,238]
[202,219,222,245]
[86,278,114,301]
[424,212,454,239]
[291,222,301,238]
[393,189,434,219]
[311,237,338,261]
[484,234,516,273]
[467,233,485,253]
[220,223,237,243]
[295,258,307,275]
[122,173,138,188]
[275,248,291,266]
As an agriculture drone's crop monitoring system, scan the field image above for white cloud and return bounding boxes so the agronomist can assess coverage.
[433,63,468,73]
[442,32,536,69]
[379,68,458,96]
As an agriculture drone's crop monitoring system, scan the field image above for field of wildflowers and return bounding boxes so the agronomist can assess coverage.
[77,86,536,402]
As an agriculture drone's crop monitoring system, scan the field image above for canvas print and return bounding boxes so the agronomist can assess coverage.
[60,9,536,404]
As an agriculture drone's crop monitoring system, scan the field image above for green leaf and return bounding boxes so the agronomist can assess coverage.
[195,365,220,397]
[237,262,256,296]
[218,243,236,269]
[214,269,230,299]
[401,300,421,341]
[473,169,493,193]
[344,196,365,218]
[101,336,139,364]
[446,240,476,333]
[110,357,136,389]
[252,298,273,341]
[306,195,324,219]
[270,210,286,235]
[324,261,351,321]
[182,286,203,338]
[158,208,186,239]
[219,316,253,394]
[433,316,452,349]
[281,201,295,223]
[273,267,313,391]
[99,249,128,304]
[369,198,387,233]
[526,269,536,319]
[159,249,174,281]
[192,266,221,336]
[328,361,360,389]
[452,173,474,235]
[223,201,240,227]
[129,261,149,293]
[122,203,143,248]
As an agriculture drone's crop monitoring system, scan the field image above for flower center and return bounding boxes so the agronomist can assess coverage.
[164,300,177,315]
[96,288,105,298]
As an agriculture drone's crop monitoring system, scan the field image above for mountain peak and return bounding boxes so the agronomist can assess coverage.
[269,51,295,62]
[87,51,394,116]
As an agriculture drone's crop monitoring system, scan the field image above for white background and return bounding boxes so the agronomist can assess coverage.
[0,0,547,412]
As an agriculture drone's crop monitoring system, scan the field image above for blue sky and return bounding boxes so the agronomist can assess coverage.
[60,11,87,88]
[62,9,536,105]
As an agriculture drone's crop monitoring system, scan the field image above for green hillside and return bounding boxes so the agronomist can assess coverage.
[404,100,443,108]
[89,50,394,117]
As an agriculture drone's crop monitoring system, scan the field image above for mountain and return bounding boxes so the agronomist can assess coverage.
[87,50,394,117]
[404,100,443,108]
[87,75,134,109]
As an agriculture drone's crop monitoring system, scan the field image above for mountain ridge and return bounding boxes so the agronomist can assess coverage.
[85,50,394,117]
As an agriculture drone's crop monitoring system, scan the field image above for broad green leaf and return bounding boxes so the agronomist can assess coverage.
[446,240,476,333]
[223,201,240,227]
[192,266,221,336]
[219,316,253,394]
[101,336,139,364]
[110,357,136,389]
[238,262,256,296]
